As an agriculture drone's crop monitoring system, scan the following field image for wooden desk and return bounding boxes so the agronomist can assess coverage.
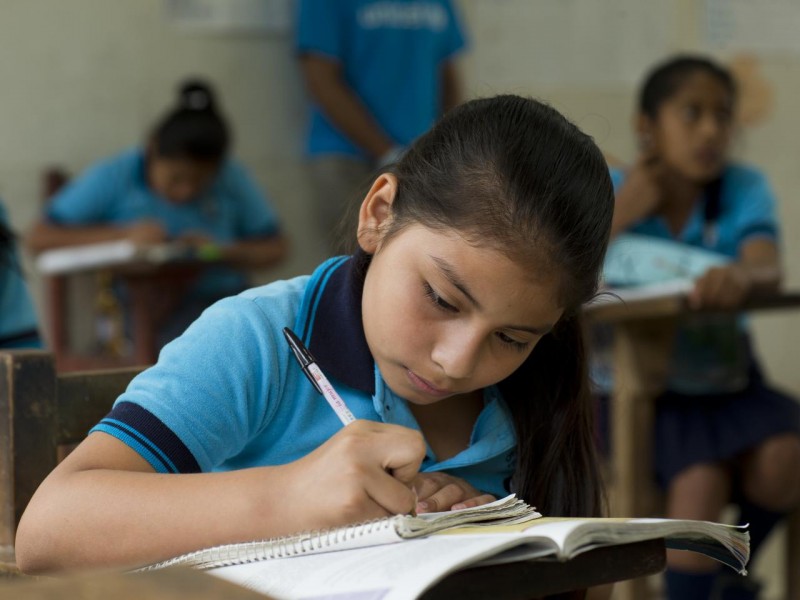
[0,539,666,600]
[586,291,800,600]
[40,250,209,371]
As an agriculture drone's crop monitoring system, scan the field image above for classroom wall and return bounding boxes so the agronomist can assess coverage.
[5,0,799,393]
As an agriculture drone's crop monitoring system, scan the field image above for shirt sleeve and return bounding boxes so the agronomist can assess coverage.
[730,168,779,248]
[222,161,282,238]
[295,0,343,60]
[46,159,120,224]
[90,295,286,473]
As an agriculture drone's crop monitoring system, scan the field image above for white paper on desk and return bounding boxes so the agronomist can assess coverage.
[210,535,552,600]
[35,240,192,274]
[603,233,729,288]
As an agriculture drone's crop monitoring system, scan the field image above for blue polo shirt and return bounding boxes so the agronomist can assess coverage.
[296,0,467,158]
[0,202,41,349]
[47,148,282,299]
[91,255,517,497]
[602,163,780,395]
[610,163,778,258]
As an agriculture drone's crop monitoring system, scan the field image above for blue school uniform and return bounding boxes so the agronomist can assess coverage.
[608,163,800,486]
[47,148,282,300]
[90,254,517,497]
[0,202,42,349]
[296,0,467,159]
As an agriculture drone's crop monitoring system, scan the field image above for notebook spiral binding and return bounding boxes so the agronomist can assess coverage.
[137,517,397,571]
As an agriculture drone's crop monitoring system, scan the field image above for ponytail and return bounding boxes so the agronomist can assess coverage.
[500,315,605,517]
[150,79,230,162]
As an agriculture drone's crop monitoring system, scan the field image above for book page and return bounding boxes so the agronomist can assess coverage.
[210,535,540,600]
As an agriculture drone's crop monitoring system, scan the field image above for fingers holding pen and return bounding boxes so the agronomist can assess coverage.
[286,420,425,527]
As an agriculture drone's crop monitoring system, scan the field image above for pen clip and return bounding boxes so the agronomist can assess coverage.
[283,327,324,395]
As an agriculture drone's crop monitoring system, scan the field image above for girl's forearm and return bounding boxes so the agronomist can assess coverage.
[15,465,297,574]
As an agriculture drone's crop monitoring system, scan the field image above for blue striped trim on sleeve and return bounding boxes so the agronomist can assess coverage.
[90,401,201,473]
[740,223,778,243]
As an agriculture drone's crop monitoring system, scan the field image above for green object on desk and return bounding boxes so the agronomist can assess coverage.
[196,243,223,262]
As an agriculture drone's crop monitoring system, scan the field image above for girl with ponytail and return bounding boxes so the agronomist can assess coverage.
[17,95,613,573]
[26,78,287,348]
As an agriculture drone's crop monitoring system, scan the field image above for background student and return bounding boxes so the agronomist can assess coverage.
[295,0,467,256]
[608,54,800,600]
[16,95,613,577]
[26,79,288,348]
[0,199,41,349]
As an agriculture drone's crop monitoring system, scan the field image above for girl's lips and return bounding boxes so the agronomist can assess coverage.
[406,369,450,398]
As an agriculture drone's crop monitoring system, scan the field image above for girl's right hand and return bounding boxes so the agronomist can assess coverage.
[621,154,667,217]
[277,420,426,531]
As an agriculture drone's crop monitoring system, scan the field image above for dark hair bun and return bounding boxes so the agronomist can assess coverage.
[178,79,217,112]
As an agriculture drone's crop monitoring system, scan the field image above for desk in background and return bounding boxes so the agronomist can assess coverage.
[585,290,800,600]
[35,240,216,371]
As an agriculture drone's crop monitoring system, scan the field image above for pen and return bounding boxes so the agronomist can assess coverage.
[283,327,356,426]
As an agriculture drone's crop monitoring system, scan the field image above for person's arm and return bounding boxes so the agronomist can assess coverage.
[24,219,168,254]
[689,238,782,310]
[15,419,425,573]
[220,234,289,268]
[299,54,395,160]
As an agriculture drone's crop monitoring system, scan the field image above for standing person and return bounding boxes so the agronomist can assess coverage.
[0,201,41,349]
[296,0,467,255]
[16,95,614,576]
[609,55,800,600]
[26,79,288,349]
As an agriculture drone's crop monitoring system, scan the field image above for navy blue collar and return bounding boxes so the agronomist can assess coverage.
[301,254,376,395]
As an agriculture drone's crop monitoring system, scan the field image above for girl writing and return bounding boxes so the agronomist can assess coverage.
[26,79,288,347]
[16,95,614,573]
[610,55,800,600]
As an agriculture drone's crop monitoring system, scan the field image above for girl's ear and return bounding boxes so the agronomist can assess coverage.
[357,173,398,253]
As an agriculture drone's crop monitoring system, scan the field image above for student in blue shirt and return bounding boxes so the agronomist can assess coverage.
[609,55,800,600]
[296,0,466,255]
[0,201,42,349]
[26,80,288,346]
[16,95,614,574]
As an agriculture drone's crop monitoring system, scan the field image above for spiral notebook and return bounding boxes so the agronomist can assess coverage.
[140,494,540,571]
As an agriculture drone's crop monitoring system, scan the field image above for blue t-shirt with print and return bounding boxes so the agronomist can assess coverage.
[0,201,42,349]
[296,0,467,158]
[91,255,517,498]
[47,148,282,299]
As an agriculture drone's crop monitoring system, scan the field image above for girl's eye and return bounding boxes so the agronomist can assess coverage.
[423,282,457,313]
[496,332,530,352]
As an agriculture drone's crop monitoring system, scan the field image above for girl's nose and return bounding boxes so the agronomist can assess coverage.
[431,327,482,380]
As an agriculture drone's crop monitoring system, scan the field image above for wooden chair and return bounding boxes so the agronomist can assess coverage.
[0,350,143,561]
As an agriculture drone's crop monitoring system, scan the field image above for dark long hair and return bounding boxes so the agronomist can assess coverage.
[639,55,738,119]
[150,79,230,162]
[362,95,614,517]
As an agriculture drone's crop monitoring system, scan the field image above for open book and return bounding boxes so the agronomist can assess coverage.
[140,495,749,600]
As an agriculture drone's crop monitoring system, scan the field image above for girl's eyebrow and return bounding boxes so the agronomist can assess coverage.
[430,254,481,308]
[428,255,555,336]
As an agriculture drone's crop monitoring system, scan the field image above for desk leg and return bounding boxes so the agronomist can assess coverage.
[610,319,675,600]
[127,281,159,366]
